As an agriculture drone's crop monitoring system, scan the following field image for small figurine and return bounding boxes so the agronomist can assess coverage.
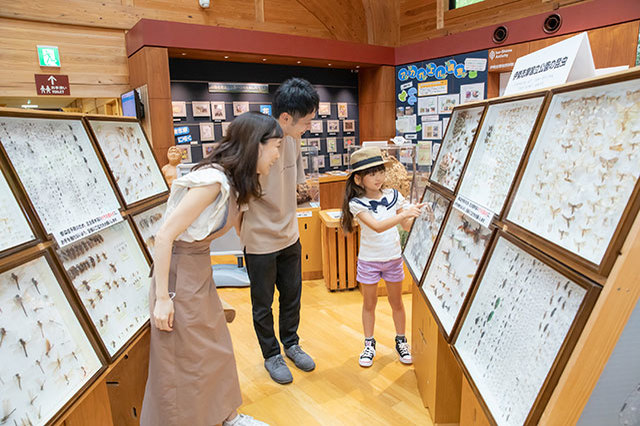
[161,146,182,187]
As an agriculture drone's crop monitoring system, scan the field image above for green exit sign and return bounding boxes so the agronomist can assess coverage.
[37,45,60,67]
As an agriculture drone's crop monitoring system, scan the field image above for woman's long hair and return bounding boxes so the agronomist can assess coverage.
[193,111,283,204]
[340,164,386,233]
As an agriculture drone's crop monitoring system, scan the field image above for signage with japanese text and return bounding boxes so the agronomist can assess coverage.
[35,74,70,95]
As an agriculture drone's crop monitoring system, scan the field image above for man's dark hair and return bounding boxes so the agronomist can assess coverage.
[272,78,319,120]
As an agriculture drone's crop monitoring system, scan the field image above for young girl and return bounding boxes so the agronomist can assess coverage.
[141,112,281,426]
[341,147,424,368]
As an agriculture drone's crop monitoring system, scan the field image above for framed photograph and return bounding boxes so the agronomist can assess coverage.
[418,96,438,115]
[430,105,485,194]
[316,155,326,169]
[453,232,599,426]
[338,102,348,118]
[88,119,169,208]
[344,136,356,148]
[330,154,342,168]
[0,114,121,236]
[307,138,320,149]
[460,83,485,104]
[327,120,339,133]
[420,208,494,338]
[318,102,331,116]
[0,167,37,255]
[422,121,443,140]
[132,201,167,258]
[458,95,545,216]
[402,187,450,283]
[199,122,215,142]
[260,105,272,116]
[176,145,192,163]
[172,101,186,118]
[310,120,323,134]
[343,120,355,133]
[192,101,211,118]
[438,94,460,114]
[201,143,216,158]
[211,102,226,120]
[343,153,350,166]
[326,137,337,153]
[405,106,415,116]
[504,74,640,276]
[0,252,104,425]
[232,101,250,116]
[220,121,231,137]
[57,220,152,358]
[416,141,432,166]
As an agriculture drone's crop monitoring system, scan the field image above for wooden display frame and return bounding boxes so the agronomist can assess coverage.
[0,108,126,238]
[84,115,169,211]
[54,217,152,363]
[456,92,550,220]
[450,231,601,426]
[502,69,640,280]
[0,247,108,426]
[0,154,44,259]
[416,203,498,342]
[428,102,487,198]
[126,194,170,263]
[402,184,452,285]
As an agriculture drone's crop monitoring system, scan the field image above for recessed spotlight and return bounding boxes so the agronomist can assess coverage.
[297,61,301,64]
[356,65,360,69]
[181,52,187,56]
[224,56,229,59]
[328,63,332,66]
[21,104,38,109]
[262,58,267,61]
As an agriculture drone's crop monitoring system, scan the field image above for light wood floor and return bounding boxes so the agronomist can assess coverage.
[218,279,434,426]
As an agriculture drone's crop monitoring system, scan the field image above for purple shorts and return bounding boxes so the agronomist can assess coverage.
[357,258,405,285]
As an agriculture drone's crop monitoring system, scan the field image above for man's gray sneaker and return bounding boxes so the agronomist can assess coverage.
[284,345,316,372]
[264,354,293,384]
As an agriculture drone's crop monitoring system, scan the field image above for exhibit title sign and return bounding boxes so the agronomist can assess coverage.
[37,45,61,67]
[208,82,269,94]
[504,32,595,96]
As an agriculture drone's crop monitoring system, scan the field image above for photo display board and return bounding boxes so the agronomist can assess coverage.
[454,233,599,426]
[506,76,640,273]
[0,115,121,237]
[0,254,103,425]
[57,220,151,358]
[87,119,168,207]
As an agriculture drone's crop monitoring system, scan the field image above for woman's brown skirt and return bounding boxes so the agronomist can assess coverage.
[141,238,242,426]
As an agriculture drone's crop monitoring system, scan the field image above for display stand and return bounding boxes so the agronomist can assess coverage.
[319,174,349,210]
[297,206,323,280]
[412,285,462,425]
[460,375,491,426]
[319,209,359,291]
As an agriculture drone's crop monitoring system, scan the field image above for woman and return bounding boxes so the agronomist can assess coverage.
[141,112,282,426]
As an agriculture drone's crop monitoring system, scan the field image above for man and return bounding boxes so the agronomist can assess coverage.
[241,78,319,384]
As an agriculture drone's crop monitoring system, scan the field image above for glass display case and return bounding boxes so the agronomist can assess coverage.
[298,145,320,208]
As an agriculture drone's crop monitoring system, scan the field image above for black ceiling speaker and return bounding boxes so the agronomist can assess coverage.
[543,13,562,34]
[492,26,508,44]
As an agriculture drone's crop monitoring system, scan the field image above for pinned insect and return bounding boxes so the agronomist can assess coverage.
[10,273,19,291]
[14,295,27,317]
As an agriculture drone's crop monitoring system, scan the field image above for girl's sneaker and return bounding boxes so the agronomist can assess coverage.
[395,336,412,364]
[359,338,376,367]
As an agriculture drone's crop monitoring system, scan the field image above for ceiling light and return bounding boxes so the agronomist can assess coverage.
[297,61,301,64]
[356,65,360,68]
[21,104,38,108]
[262,58,267,61]
[224,56,229,59]
[181,53,187,56]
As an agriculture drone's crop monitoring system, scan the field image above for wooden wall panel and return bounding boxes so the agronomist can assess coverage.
[0,17,128,98]
[362,0,399,46]
[358,66,396,142]
[62,380,114,426]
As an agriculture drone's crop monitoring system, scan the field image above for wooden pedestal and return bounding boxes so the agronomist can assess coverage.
[297,207,323,280]
[412,285,462,425]
[460,376,491,426]
[319,174,348,210]
[319,209,359,291]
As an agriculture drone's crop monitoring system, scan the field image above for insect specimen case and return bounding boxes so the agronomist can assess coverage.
[131,199,168,259]
[0,164,39,258]
[452,232,600,426]
[0,251,104,426]
[86,117,169,209]
[504,71,640,278]
[457,94,547,217]
[419,206,496,340]
[429,104,485,196]
[402,186,451,284]
[56,219,151,360]
[0,112,122,238]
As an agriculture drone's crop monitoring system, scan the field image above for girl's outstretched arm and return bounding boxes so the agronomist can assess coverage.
[356,203,423,234]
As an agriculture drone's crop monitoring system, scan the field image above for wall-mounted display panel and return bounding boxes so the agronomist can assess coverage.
[0,253,103,425]
[0,166,37,255]
[505,74,640,276]
[57,220,151,359]
[420,208,494,338]
[458,95,545,216]
[132,201,167,258]
[454,233,599,426]
[87,119,169,208]
[0,114,121,236]
[403,187,450,284]
[430,105,485,194]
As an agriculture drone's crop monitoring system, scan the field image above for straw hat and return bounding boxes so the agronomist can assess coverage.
[349,146,391,173]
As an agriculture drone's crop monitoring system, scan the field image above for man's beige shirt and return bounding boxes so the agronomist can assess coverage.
[241,135,305,254]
